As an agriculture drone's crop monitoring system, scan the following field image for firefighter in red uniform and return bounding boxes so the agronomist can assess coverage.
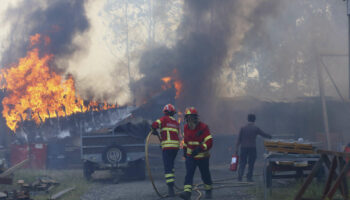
[179,107,213,200]
[151,104,180,196]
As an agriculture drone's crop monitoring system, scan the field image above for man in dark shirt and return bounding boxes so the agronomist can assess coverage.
[235,114,272,182]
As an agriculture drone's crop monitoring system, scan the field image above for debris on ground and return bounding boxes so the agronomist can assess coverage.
[24,176,60,195]
[0,176,60,200]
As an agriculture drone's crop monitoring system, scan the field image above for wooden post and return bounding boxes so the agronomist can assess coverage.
[322,156,337,198]
[338,156,349,199]
[294,156,324,200]
[324,160,350,199]
[295,150,350,200]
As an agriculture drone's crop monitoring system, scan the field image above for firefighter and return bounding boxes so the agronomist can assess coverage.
[179,107,213,200]
[235,114,272,182]
[151,104,180,196]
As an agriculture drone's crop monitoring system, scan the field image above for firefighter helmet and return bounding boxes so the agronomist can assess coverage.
[163,104,176,113]
[185,107,198,115]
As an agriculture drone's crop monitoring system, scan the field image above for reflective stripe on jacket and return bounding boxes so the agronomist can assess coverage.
[152,115,180,150]
[183,122,213,159]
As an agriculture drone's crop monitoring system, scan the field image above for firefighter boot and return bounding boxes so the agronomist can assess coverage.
[167,184,175,197]
[179,191,191,200]
[205,190,212,199]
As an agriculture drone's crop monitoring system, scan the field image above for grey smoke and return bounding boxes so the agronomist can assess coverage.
[234,0,347,99]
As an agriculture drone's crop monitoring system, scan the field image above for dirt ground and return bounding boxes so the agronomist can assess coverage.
[80,148,262,200]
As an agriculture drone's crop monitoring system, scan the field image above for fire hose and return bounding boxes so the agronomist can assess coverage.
[145,132,256,200]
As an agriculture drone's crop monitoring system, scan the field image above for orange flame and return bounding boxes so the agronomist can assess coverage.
[161,77,171,84]
[1,34,116,131]
[30,34,41,47]
[160,70,183,99]
[161,77,172,90]
[174,81,182,98]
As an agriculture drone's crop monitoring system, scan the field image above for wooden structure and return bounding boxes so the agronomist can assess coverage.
[295,149,350,200]
[264,153,321,188]
[263,140,322,200]
[264,140,315,154]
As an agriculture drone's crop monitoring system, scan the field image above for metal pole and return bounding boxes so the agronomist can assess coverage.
[317,57,331,150]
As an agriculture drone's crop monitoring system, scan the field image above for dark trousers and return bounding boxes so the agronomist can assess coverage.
[183,157,212,192]
[162,149,178,185]
[238,147,257,180]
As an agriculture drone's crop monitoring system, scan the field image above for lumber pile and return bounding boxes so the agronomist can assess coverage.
[264,139,315,154]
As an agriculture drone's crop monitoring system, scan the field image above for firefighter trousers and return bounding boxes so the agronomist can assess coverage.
[183,157,212,192]
[162,149,178,185]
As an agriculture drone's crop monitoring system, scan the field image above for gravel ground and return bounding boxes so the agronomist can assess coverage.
[80,156,262,200]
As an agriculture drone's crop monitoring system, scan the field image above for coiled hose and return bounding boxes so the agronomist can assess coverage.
[145,132,255,200]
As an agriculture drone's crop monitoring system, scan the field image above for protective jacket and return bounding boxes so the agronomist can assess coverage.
[183,122,213,159]
[152,115,180,150]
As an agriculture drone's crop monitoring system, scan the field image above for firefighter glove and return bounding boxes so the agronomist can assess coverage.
[151,128,159,136]
[191,146,202,157]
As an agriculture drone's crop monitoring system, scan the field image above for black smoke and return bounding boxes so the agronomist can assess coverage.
[133,0,281,123]
[1,0,89,69]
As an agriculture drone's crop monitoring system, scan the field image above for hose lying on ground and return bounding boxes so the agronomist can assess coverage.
[145,132,168,198]
[145,132,256,200]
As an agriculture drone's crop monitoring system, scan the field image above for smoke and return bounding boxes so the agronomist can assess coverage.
[133,0,281,122]
[1,0,89,68]
[62,0,132,105]
[1,0,348,130]
[228,0,348,100]
[132,0,349,133]
[0,0,132,105]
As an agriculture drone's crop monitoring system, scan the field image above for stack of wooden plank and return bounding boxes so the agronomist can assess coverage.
[264,140,315,154]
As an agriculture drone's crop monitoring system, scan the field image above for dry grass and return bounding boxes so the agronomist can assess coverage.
[0,169,91,200]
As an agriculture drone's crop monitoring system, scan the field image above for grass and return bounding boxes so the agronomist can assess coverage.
[0,169,91,200]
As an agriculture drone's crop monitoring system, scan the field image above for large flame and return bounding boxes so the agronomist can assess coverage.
[1,34,115,131]
[161,69,183,98]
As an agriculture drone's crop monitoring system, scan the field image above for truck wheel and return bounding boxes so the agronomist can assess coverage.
[83,161,94,181]
[102,145,126,164]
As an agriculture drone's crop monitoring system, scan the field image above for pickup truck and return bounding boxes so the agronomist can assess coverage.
[81,118,150,183]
